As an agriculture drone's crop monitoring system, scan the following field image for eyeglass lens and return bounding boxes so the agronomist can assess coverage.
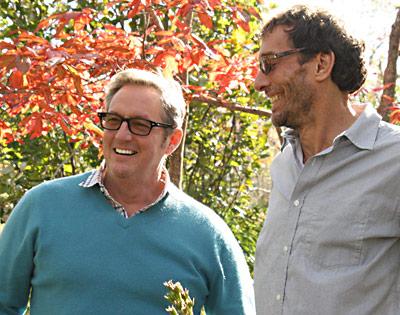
[101,113,152,135]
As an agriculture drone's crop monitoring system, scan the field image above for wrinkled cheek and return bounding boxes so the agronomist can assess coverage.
[102,136,113,161]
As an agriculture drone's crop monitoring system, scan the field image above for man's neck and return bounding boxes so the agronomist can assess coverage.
[297,97,359,163]
[102,168,167,216]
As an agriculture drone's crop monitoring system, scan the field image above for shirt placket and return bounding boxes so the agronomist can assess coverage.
[281,155,322,314]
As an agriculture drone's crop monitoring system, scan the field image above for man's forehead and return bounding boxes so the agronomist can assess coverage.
[259,26,293,55]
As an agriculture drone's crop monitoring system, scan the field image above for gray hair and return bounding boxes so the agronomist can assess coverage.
[105,69,186,128]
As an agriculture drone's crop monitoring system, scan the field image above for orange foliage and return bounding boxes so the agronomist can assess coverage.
[0,0,261,146]
[389,107,400,124]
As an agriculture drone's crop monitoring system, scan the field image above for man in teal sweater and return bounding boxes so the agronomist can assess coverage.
[0,69,255,315]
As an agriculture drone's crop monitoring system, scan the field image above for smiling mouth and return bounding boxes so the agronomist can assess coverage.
[114,148,137,156]
[269,94,282,103]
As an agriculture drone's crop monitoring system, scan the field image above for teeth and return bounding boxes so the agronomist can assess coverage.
[270,95,281,102]
[114,148,135,155]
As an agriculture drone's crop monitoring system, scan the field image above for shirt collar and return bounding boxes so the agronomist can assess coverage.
[79,160,105,188]
[79,161,171,216]
[341,104,381,150]
[80,161,171,189]
[280,128,298,151]
[281,104,382,152]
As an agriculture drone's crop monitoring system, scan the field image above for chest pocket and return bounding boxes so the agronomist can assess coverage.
[298,195,400,269]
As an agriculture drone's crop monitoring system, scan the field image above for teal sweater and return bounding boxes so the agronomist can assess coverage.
[0,172,255,315]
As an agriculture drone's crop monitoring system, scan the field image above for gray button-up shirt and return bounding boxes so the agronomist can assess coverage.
[254,105,400,315]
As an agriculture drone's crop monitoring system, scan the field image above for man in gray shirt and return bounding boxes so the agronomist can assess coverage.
[253,5,400,315]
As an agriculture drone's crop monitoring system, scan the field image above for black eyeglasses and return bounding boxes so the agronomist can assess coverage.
[97,112,174,136]
[259,47,308,75]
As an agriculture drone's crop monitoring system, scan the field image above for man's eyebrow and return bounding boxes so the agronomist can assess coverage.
[259,52,276,57]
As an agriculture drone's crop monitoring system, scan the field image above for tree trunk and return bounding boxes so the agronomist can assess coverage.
[168,8,193,189]
[169,108,188,189]
[377,7,400,121]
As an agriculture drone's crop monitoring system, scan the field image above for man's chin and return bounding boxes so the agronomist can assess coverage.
[271,113,287,128]
[106,166,135,180]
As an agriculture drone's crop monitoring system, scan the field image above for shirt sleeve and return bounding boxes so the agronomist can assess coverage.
[205,230,256,315]
[0,191,37,315]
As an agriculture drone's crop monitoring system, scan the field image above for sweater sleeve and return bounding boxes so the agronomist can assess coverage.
[0,191,37,315]
[205,228,256,315]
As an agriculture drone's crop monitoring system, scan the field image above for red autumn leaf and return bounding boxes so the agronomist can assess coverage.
[182,54,193,69]
[74,15,92,32]
[146,46,164,55]
[0,54,16,68]
[185,85,206,92]
[103,24,123,32]
[127,0,143,19]
[206,0,222,7]
[0,119,14,143]
[389,109,400,124]
[58,11,84,23]
[157,37,175,45]
[59,115,72,135]
[55,23,67,37]
[371,82,395,92]
[155,30,174,36]
[153,51,174,67]
[22,113,43,139]
[127,7,140,19]
[233,11,250,32]
[35,16,53,32]
[37,9,91,33]
[8,70,25,88]
[19,46,40,58]
[65,92,78,106]
[0,41,16,50]
[383,94,395,102]
[191,50,206,65]
[198,12,213,29]
[247,6,261,19]
[62,64,84,95]
[99,46,132,53]
[178,3,193,18]
[166,0,189,9]
[73,76,84,95]
[237,19,250,32]
[31,116,43,139]
[0,119,9,128]
[17,31,49,46]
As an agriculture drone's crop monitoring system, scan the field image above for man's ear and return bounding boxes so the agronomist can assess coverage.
[165,128,183,155]
[314,51,335,82]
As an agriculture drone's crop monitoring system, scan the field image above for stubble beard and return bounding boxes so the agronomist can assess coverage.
[271,68,314,129]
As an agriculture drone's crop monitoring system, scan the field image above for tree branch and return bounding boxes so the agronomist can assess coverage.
[191,95,271,117]
[378,7,400,120]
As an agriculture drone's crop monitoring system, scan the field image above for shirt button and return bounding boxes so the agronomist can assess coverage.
[276,294,281,301]
[283,246,288,252]
[293,199,300,207]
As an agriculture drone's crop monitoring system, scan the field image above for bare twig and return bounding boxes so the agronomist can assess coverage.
[191,95,271,117]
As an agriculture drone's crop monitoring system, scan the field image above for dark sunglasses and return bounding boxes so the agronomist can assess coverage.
[97,112,174,136]
[259,47,308,75]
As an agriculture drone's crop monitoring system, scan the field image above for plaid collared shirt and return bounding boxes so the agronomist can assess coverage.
[79,162,169,218]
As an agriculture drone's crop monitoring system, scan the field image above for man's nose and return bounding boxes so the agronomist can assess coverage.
[254,70,271,92]
[115,121,133,139]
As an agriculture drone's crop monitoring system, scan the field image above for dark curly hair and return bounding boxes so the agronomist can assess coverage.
[262,5,367,93]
